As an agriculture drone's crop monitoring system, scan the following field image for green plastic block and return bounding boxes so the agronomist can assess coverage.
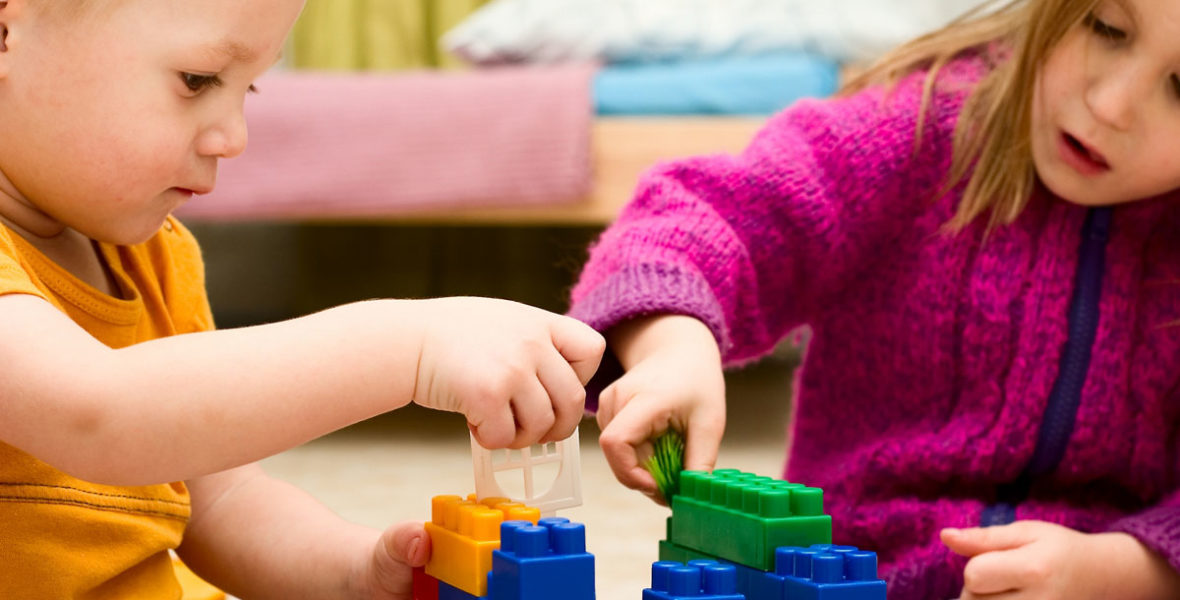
[658,538,723,564]
[668,469,832,571]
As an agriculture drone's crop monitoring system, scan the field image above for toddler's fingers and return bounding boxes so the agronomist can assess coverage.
[370,520,432,597]
[506,378,556,449]
[379,521,432,568]
[550,316,606,385]
[598,398,667,496]
[535,348,587,443]
[468,397,517,450]
[683,401,725,473]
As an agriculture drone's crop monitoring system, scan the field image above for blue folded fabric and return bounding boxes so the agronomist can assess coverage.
[593,53,839,116]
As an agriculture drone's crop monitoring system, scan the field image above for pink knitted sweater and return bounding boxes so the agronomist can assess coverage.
[569,55,1180,598]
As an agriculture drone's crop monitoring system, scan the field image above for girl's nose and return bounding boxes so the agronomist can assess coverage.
[1084,65,1142,131]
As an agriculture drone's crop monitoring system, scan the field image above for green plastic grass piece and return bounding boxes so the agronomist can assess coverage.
[645,429,685,500]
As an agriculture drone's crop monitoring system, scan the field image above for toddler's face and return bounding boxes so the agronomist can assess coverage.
[0,0,304,244]
[1031,0,1180,206]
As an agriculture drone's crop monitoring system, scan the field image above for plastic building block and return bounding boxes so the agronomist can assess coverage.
[425,494,541,597]
[643,560,745,600]
[488,517,595,600]
[669,470,832,571]
[773,545,886,600]
[656,539,779,600]
[439,581,484,600]
[659,535,725,565]
[413,566,440,600]
[733,562,782,600]
[471,429,583,517]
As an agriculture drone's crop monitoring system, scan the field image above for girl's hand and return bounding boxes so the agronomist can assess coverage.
[942,521,1180,599]
[412,298,605,449]
[597,315,726,503]
[358,521,431,600]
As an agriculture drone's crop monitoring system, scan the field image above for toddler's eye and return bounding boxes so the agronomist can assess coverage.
[1083,12,1126,41]
[180,72,223,94]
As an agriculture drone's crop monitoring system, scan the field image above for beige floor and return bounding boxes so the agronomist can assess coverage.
[259,357,795,598]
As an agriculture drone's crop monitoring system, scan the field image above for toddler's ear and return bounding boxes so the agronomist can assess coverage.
[0,0,25,77]
[0,2,8,53]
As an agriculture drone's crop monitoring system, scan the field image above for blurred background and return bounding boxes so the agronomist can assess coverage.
[182,0,983,595]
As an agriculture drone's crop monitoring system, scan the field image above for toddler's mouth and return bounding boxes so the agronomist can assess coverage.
[174,186,212,196]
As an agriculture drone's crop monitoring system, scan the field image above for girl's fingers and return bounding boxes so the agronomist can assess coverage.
[598,397,670,496]
[960,589,1022,600]
[960,544,1043,596]
[683,399,725,473]
[595,379,632,431]
[942,522,1041,556]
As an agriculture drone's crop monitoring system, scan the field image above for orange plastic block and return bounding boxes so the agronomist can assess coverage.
[424,494,540,597]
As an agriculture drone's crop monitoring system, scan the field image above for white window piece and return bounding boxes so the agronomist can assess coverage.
[470,427,583,517]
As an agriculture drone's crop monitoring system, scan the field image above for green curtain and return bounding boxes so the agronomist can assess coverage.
[290,0,490,70]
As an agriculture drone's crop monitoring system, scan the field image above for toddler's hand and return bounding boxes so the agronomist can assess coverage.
[942,521,1180,599]
[412,297,605,449]
[597,316,726,504]
[359,521,430,600]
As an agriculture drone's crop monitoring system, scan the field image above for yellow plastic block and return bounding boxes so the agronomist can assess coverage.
[423,494,540,596]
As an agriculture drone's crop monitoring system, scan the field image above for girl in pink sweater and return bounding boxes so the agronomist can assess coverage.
[570,0,1180,597]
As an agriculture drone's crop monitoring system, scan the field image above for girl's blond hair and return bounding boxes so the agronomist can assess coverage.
[843,0,1098,232]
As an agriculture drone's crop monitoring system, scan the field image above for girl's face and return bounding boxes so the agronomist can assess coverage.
[1031,0,1180,206]
[0,0,304,244]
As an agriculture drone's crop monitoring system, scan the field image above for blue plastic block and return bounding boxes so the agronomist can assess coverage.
[643,560,746,599]
[736,562,785,600]
[775,545,886,600]
[488,517,595,600]
[439,581,485,600]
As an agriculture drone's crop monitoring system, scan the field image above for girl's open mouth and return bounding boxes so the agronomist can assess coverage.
[1059,132,1110,176]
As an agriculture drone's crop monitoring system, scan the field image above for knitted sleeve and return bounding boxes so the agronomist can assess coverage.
[569,59,981,364]
[1109,492,1180,575]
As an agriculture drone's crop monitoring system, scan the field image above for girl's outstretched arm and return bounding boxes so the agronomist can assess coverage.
[0,293,603,486]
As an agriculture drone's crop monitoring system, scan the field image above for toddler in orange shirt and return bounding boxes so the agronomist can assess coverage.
[0,1,604,598]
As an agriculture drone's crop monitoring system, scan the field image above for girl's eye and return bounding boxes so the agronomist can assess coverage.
[1172,74,1180,100]
[1083,12,1127,41]
[180,72,223,93]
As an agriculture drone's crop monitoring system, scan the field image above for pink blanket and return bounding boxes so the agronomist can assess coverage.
[176,65,595,221]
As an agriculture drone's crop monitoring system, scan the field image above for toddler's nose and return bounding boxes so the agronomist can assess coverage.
[197,111,248,159]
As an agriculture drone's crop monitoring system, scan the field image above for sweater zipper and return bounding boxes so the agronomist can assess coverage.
[980,206,1112,527]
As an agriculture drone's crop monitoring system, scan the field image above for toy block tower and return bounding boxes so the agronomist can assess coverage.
[418,429,595,599]
[656,469,886,600]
